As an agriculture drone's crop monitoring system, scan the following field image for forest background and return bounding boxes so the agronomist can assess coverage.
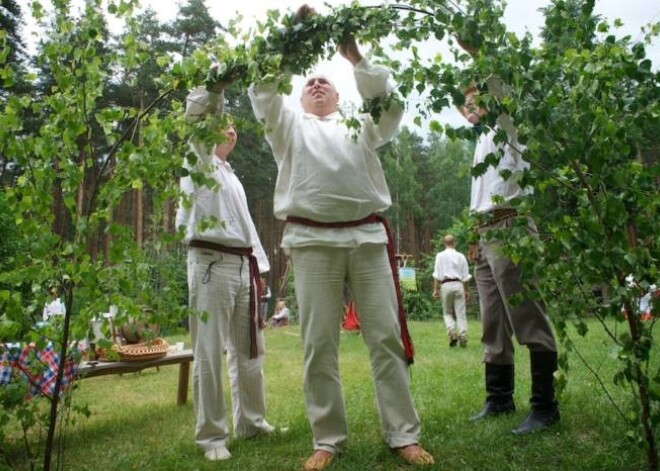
[2,0,479,317]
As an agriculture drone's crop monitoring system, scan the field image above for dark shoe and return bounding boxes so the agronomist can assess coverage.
[470,400,515,422]
[470,363,515,422]
[511,351,560,434]
[512,408,560,434]
[459,338,467,348]
[449,337,458,347]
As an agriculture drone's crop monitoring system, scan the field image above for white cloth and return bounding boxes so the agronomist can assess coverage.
[188,248,269,450]
[271,307,290,321]
[432,248,471,283]
[290,245,420,452]
[248,59,403,250]
[42,298,66,321]
[176,86,269,273]
[469,128,531,214]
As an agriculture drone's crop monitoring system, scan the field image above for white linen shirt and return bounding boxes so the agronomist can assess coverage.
[248,59,403,249]
[175,87,269,273]
[432,248,471,283]
[469,127,532,214]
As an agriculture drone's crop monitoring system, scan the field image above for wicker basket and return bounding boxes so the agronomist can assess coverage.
[112,338,169,362]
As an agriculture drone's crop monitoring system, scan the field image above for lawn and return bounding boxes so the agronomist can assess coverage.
[5,317,649,470]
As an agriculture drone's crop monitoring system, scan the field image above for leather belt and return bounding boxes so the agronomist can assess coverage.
[189,240,262,359]
[477,208,518,228]
[441,278,461,284]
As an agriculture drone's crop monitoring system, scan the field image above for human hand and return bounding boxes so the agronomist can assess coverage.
[338,34,363,66]
[205,58,232,94]
[293,4,316,23]
[432,290,439,299]
[455,35,478,58]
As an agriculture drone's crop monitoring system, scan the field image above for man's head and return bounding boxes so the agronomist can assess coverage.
[443,234,456,247]
[461,86,487,125]
[300,75,339,117]
[213,125,237,161]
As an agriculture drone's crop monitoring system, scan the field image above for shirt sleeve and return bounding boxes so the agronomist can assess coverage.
[432,254,441,280]
[354,59,404,149]
[176,88,223,233]
[248,78,296,160]
[251,226,271,274]
[185,86,225,166]
[185,86,224,121]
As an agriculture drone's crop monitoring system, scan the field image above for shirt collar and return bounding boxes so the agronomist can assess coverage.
[212,156,233,173]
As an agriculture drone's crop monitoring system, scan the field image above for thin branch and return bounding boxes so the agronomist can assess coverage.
[565,330,627,421]
[86,87,176,216]
[568,159,604,226]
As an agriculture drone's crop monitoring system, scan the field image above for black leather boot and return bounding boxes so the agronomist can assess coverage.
[512,351,560,434]
[470,363,515,422]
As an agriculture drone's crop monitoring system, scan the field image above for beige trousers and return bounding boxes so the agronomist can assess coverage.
[440,281,468,339]
[188,248,268,452]
[474,218,556,364]
[290,244,421,454]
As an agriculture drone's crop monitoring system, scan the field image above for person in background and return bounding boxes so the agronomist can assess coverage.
[432,234,471,348]
[42,287,66,322]
[461,83,560,435]
[176,73,277,461]
[269,299,290,328]
[247,5,434,469]
[259,276,272,322]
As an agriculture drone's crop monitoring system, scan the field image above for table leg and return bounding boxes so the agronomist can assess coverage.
[177,360,191,406]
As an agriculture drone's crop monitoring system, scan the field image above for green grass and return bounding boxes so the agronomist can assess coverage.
[5,318,651,470]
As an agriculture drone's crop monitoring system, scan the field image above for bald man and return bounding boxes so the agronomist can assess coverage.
[432,234,471,347]
[247,7,433,470]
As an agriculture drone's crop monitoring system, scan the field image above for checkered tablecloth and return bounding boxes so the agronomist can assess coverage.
[0,342,84,398]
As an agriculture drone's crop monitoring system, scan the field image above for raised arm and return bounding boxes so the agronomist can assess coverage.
[353,54,404,149]
[338,35,363,67]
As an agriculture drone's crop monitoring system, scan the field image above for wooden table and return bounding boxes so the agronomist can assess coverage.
[76,349,194,405]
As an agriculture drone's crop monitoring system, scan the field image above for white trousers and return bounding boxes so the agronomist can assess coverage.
[187,248,268,452]
[290,244,421,453]
[441,282,468,339]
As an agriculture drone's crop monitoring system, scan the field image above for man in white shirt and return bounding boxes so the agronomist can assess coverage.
[176,81,275,461]
[432,234,471,348]
[462,84,559,435]
[247,6,433,470]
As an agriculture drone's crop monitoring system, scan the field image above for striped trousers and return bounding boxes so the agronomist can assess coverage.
[187,247,268,452]
[290,244,421,454]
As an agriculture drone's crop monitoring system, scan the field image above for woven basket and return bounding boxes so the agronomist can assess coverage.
[112,338,169,362]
